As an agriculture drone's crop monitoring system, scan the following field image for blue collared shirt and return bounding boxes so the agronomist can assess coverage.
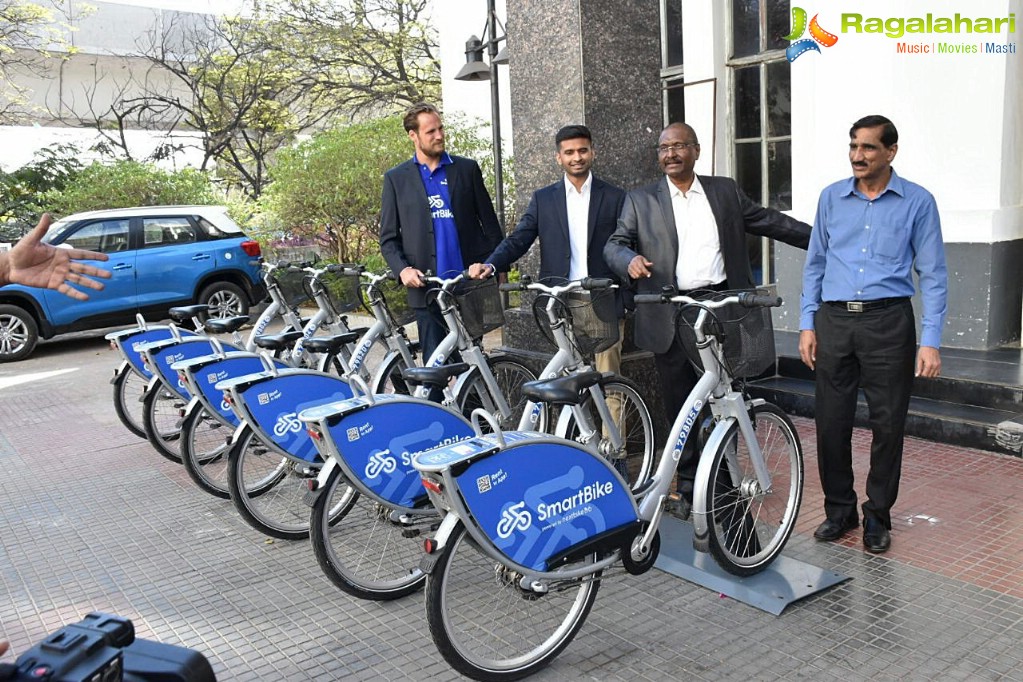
[415,152,463,278]
[800,169,948,348]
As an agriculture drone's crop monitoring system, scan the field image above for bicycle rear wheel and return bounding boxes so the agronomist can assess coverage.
[142,380,184,463]
[310,465,427,601]
[562,377,654,490]
[113,367,148,439]
[456,359,535,431]
[371,352,412,395]
[425,523,599,681]
[180,403,232,498]
[705,402,803,576]
[226,425,311,540]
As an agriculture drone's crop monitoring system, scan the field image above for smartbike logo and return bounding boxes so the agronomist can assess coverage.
[364,450,397,479]
[787,7,1017,57]
[273,412,302,437]
[495,480,616,539]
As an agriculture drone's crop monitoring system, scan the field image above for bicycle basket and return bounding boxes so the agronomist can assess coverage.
[317,269,362,315]
[362,276,416,327]
[273,268,312,308]
[675,288,776,380]
[454,277,504,340]
[532,285,619,358]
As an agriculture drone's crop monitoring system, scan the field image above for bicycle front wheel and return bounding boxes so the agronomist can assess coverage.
[226,425,311,540]
[310,465,426,601]
[142,380,183,463]
[113,367,148,439]
[705,402,803,576]
[180,403,232,498]
[456,359,535,431]
[425,523,599,681]
[562,377,654,490]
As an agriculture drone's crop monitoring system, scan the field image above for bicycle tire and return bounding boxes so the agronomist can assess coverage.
[425,523,599,681]
[141,379,184,463]
[456,359,535,431]
[561,377,655,490]
[113,367,148,439]
[705,402,803,576]
[226,424,310,540]
[371,352,413,395]
[310,465,427,601]
[180,403,232,498]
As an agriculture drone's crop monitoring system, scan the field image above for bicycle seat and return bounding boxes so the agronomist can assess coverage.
[168,304,209,321]
[304,331,362,353]
[521,371,611,406]
[253,330,305,351]
[203,315,250,335]
[401,363,469,388]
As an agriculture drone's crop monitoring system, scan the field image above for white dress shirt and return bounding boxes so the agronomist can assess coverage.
[668,175,725,289]
[565,173,592,281]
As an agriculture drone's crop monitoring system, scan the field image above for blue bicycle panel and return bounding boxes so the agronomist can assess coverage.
[235,373,353,463]
[455,439,639,571]
[325,400,474,508]
[147,338,225,400]
[118,328,197,378]
[187,354,289,426]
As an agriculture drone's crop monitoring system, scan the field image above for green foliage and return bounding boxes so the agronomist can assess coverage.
[0,143,83,239]
[259,115,410,264]
[40,160,224,216]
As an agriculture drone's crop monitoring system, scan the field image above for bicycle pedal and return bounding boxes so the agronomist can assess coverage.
[401,528,422,539]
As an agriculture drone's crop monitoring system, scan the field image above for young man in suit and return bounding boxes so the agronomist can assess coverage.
[604,122,811,515]
[379,103,504,364]
[468,124,627,374]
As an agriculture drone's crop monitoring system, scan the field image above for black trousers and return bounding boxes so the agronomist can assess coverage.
[414,303,456,403]
[814,300,916,529]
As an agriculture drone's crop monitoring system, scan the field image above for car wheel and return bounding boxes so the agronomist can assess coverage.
[198,282,249,320]
[0,305,39,362]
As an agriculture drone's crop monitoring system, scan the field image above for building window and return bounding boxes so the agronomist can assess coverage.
[728,0,791,284]
[660,1,684,123]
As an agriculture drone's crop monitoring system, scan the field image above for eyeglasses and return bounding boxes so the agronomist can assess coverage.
[656,142,698,155]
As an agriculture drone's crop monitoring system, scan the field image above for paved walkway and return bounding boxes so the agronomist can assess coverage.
[1,332,1022,680]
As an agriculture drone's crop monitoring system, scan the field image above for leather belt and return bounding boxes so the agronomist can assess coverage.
[825,297,909,313]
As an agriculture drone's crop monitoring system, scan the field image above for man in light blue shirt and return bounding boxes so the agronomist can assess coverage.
[799,115,947,554]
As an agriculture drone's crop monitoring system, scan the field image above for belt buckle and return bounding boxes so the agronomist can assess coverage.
[847,301,864,313]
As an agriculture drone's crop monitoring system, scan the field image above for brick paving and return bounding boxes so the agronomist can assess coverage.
[1,331,1022,680]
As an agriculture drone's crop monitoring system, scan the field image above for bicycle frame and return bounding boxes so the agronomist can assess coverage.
[419,274,513,420]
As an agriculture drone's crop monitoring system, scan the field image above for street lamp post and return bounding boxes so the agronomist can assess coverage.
[454,0,507,229]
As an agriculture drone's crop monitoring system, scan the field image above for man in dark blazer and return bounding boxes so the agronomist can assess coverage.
[469,124,627,373]
[379,103,503,363]
[604,122,811,509]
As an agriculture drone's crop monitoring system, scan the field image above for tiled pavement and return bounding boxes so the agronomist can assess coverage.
[1,332,1022,680]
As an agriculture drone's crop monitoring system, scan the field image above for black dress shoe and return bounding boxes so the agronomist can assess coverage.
[665,492,692,522]
[813,516,858,541]
[862,518,891,553]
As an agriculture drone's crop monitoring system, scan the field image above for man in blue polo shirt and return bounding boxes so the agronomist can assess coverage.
[379,103,503,364]
[799,115,947,554]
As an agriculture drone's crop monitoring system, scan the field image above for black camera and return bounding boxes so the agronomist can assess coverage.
[1,613,215,682]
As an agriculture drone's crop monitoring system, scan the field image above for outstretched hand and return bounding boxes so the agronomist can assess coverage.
[1,213,111,300]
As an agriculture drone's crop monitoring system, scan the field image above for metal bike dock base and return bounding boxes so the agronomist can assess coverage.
[654,516,850,615]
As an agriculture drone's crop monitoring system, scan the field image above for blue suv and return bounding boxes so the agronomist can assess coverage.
[0,205,265,362]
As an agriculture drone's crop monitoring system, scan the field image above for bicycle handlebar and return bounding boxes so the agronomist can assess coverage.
[634,290,782,308]
[499,277,616,294]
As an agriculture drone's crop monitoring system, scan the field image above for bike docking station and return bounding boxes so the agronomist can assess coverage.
[654,516,850,616]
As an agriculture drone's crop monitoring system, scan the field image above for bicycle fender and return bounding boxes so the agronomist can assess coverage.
[419,514,460,575]
[110,360,131,385]
[302,458,337,507]
[691,417,737,553]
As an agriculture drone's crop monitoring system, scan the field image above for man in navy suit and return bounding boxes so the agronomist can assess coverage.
[468,124,627,374]
[379,103,504,363]
[605,122,811,513]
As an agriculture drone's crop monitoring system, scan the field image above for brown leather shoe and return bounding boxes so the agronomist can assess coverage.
[862,518,891,553]
[813,516,858,542]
